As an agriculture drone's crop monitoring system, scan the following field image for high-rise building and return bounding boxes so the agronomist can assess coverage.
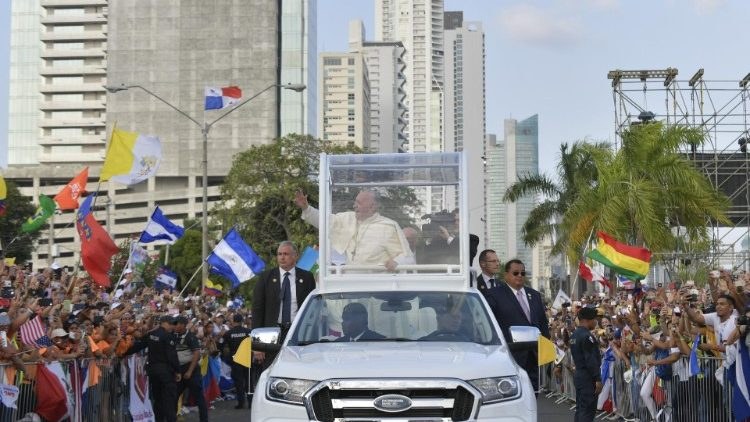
[4,0,314,268]
[279,0,317,137]
[443,12,485,247]
[485,115,539,275]
[375,0,444,154]
[8,0,108,166]
[318,23,371,149]
[348,20,407,154]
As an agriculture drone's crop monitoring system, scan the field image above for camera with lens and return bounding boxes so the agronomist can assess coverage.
[1,285,14,299]
[738,314,750,326]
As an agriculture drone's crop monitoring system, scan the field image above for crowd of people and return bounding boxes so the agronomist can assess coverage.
[0,258,261,422]
[551,269,749,422]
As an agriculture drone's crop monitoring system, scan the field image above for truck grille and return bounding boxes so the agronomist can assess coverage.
[307,379,479,421]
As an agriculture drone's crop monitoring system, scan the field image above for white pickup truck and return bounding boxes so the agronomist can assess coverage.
[251,152,539,421]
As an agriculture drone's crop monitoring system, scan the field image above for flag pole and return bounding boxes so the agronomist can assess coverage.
[179,262,204,297]
[571,227,596,300]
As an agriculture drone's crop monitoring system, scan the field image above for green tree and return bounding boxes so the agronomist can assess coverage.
[503,141,608,255]
[564,123,730,258]
[0,181,42,263]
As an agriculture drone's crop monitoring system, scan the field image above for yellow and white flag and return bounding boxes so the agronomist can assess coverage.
[100,128,161,186]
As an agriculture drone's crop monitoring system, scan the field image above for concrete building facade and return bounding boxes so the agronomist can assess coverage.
[8,0,108,167]
[347,20,407,154]
[443,12,485,247]
[485,115,539,276]
[318,39,371,149]
[4,0,313,268]
[375,0,444,154]
[279,0,317,137]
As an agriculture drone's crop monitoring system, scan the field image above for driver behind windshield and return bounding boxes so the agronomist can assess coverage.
[420,302,471,341]
[336,302,386,342]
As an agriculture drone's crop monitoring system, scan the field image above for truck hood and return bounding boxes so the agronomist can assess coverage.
[267,342,521,381]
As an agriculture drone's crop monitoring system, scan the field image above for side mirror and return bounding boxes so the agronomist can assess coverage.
[251,327,282,353]
[508,326,540,352]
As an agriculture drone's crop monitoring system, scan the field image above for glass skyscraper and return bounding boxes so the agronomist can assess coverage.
[280,0,317,137]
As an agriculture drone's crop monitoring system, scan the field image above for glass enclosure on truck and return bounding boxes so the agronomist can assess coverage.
[314,152,470,286]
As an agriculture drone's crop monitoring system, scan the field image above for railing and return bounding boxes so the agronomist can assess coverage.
[1,356,144,422]
[539,354,735,421]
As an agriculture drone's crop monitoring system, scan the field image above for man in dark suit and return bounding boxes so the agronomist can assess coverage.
[335,302,385,342]
[474,249,501,294]
[252,240,316,364]
[486,258,550,391]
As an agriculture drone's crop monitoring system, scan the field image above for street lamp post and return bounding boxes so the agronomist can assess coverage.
[105,83,306,287]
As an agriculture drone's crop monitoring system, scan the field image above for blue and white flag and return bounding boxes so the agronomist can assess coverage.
[206,228,265,288]
[155,267,178,290]
[729,332,750,420]
[139,206,185,244]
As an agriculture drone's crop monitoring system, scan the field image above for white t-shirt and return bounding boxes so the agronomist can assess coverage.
[703,312,737,347]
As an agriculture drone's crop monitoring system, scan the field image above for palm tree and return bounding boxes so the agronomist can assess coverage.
[564,122,730,258]
[503,140,608,256]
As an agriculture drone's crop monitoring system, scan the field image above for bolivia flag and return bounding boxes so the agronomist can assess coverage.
[204,86,242,110]
[587,231,651,280]
[100,128,162,186]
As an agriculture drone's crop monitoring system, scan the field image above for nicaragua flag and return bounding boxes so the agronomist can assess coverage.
[206,228,265,288]
[139,206,185,244]
[155,266,178,290]
[204,86,242,110]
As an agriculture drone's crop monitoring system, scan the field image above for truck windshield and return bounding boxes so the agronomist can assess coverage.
[288,291,501,346]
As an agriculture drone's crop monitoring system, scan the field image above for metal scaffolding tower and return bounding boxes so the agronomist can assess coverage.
[608,68,750,272]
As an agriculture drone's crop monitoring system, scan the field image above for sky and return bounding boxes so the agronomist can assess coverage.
[2,0,749,174]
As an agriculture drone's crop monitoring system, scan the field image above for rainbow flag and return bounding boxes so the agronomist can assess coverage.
[587,231,651,280]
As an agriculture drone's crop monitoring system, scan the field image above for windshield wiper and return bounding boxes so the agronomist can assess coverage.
[296,339,332,346]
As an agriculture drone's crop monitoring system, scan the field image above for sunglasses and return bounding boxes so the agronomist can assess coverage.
[512,271,526,276]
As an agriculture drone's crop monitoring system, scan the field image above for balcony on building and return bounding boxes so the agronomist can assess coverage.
[40,14,107,25]
[39,66,106,76]
[40,48,105,59]
[40,100,105,111]
[41,0,108,6]
[38,118,105,129]
[40,32,107,42]
[39,135,105,146]
[40,83,106,94]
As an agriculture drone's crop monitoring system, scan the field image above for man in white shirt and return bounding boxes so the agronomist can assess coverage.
[294,189,412,270]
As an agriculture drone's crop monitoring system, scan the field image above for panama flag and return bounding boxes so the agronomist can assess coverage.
[206,228,265,288]
[204,86,242,110]
[100,128,162,186]
[138,206,184,244]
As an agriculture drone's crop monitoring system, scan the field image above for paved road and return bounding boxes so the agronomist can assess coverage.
[181,393,576,421]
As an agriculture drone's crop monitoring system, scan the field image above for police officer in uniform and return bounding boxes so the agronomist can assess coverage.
[126,315,181,422]
[570,306,602,422]
[222,314,252,409]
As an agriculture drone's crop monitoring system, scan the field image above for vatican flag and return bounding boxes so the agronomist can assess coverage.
[233,337,252,368]
[100,128,161,186]
[538,335,557,366]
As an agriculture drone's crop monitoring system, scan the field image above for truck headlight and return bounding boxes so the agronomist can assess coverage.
[267,377,317,405]
[469,376,522,404]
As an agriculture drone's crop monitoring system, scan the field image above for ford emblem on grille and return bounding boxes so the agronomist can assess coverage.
[373,394,412,413]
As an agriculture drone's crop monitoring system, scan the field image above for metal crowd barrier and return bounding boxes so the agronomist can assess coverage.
[545,352,736,422]
[2,357,129,422]
[597,357,734,422]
